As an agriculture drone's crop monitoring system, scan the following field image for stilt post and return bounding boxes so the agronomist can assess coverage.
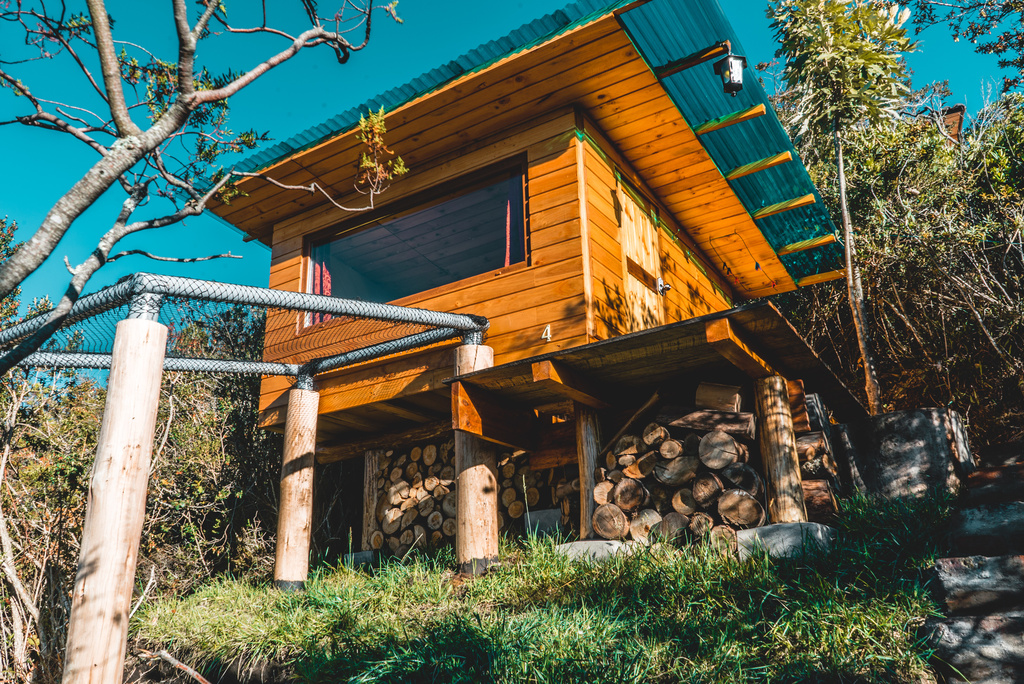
[575,403,601,539]
[62,295,167,684]
[755,375,807,523]
[453,343,499,575]
[274,378,319,590]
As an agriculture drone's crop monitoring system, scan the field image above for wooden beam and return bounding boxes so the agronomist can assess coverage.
[725,151,793,180]
[575,403,601,540]
[752,193,816,220]
[695,103,766,136]
[275,388,319,591]
[705,318,774,378]
[63,318,167,684]
[756,376,807,523]
[371,400,436,423]
[531,359,611,409]
[316,420,450,464]
[362,449,382,552]
[453,345,499,576]
[796,269,846,287]
[452,381,537,451]
[654,40,731,80]
[528,423,577,470]
[776,233,837,256]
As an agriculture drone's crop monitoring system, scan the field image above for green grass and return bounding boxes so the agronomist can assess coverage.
[133,494,952,683]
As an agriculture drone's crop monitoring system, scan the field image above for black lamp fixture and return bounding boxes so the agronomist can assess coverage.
[713,50,747,97]
[653,39,748,97]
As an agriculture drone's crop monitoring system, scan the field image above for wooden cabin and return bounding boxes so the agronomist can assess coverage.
[210,0,859,578]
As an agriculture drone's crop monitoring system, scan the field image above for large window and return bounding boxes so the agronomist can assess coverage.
[308,167,526,308]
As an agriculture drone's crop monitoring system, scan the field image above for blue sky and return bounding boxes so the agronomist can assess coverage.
[0,0,1010,310]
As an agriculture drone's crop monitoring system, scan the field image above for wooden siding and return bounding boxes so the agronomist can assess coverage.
[578,118,732,342]
[258,110,586,428]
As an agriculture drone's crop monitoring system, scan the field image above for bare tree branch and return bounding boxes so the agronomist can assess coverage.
[107,249,240,264]
[84,0,139,136]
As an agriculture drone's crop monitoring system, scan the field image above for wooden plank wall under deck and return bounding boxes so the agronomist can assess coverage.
[258,110,587,427]
[578,117,734,342]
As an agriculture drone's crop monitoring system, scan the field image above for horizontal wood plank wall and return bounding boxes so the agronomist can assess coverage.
[258,111,586,426]
[579,116,733,343]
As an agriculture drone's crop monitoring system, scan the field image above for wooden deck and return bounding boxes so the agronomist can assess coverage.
[314,300,864,454]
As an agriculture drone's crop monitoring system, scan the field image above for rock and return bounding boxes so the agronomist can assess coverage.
[735,522,836,561]
[931,556,1024,616]
[923,612,1024,684]
[554,540,636,563]
[950,503,1024,556]
[965,465,1024,506]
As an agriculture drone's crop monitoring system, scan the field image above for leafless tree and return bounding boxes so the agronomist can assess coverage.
[0,0,402,373]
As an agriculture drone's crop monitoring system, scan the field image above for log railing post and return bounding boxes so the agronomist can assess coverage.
[63,297,167,684]
[575,403,600,539]
[274,380,319,590]
[453,344,499,575]
[755,375,807,523]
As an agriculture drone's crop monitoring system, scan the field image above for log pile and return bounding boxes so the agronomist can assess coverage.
[592,383,769,550]
[790,381,840,523]
[370,439,458,556]
[498,451,574,530]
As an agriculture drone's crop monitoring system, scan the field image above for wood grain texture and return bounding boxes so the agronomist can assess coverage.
[454,346,500,575]
[755,376,807,524]
[575,403,601,539]
[63,319,167,684]
[362,450,383,551]
[275,388,320,588]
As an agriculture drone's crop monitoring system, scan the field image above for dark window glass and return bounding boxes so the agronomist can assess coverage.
[308,172,526,307]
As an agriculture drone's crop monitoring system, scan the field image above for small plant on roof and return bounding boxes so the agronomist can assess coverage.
[356,107,408,203]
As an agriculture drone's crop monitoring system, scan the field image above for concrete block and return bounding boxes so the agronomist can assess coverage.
[834,408,967,500]
[924,612,1024,684]
[342,550,378,569]
[931,555,1024,616]
[523,509,563,538]
[736,522,836,561]
[554,540,635,563]
[950,503,1024,556]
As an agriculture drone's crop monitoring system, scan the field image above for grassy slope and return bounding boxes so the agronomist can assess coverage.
[134,495,952,683]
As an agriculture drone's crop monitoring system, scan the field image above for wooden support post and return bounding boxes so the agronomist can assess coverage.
[575,403,601,539]
[453,345,499,575]
[275,387,319,591]
[755,376,807,523]
[62,318,167,684]
[362,449,382,551]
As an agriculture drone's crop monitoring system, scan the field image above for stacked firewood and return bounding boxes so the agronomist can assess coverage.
[591,383,768,551]
[794,391,840,523]
[369,439,457,556]
[498,452,577,530]
[497,453,540,530]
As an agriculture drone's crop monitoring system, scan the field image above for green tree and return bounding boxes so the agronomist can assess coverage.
[769,0,918,415]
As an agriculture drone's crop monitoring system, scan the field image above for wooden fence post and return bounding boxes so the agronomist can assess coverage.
[575,403,600,539]
[453,344,499,575]
[274,385,319,590]
[755,375,807,523]
[62,316,167,684]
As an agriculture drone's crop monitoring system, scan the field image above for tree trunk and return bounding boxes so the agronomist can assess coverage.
[834,125,883,415]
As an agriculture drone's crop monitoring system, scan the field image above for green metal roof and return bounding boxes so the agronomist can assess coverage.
[234,0,842,284]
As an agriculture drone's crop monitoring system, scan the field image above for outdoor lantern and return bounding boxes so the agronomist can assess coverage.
[713,52,747,96]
